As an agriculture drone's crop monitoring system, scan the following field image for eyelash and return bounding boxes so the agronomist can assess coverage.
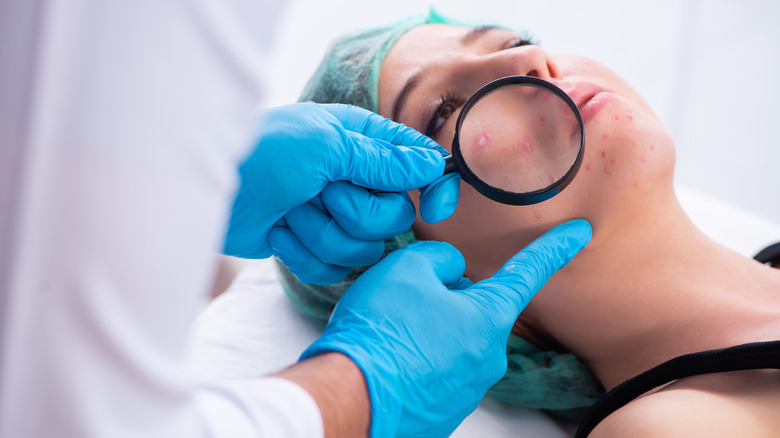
[423,37,534,139]
[506,37,533,49]
[425,91,463,138]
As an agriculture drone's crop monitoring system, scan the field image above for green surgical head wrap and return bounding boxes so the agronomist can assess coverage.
[299,9,469,112]
[281,10,605,423]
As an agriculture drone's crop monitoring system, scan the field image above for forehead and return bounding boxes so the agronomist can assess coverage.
[385,24,470,70]
[377,24,471,114]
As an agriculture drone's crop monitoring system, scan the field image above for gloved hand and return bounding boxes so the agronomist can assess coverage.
[301,219,592,437]
[224,102,460,285]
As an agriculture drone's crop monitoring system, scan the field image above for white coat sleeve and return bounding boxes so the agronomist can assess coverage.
[0,1,323,437]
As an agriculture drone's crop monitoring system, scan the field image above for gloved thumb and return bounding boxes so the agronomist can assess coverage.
[374,240,468,289]
[419,173,461,224]
[468,219,592,319]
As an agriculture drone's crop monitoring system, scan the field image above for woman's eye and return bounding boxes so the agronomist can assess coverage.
[504,37,532,50]
[436,102,456,125]
[426,100,460,138]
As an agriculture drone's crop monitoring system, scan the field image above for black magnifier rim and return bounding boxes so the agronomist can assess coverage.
[450,75,585,206]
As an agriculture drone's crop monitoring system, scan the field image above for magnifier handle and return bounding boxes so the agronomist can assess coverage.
[443,155,458,175]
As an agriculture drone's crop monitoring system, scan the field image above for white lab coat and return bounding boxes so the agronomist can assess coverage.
[0,1,323,437]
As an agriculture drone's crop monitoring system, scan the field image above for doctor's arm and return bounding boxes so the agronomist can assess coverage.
[275,352,371,437]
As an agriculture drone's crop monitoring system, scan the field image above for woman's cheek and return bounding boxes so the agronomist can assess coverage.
[579,94,671,182]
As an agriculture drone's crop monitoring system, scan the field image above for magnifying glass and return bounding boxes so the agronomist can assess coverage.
[444,76,585,205]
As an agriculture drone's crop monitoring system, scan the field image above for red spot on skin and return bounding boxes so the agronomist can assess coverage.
[601,133,609,141]
[600,150,606,158]
[586,162,592,170]
[614,114,619,120]
[641,154,648,163]
[534,212,543,220]
[627,114,634,120]
[633,181,640,186]
[474,132,490,149]
[603,166,610,175]
[610,158,616,165]
[650,144,656,151]
[538,115,546,125]
[515,136,533,154]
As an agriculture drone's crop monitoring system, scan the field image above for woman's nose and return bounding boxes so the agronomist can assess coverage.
[468,45,559,85]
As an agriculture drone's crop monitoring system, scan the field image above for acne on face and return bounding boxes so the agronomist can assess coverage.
[467,131,535,175]
[515,136,534,154]
[474,132,491,149]
[642,144,657,163]
[586,107,662,180]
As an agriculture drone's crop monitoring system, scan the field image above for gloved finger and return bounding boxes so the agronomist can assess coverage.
[450,276,474,291]
[320,103,447,155]
[223,203,283,259]
[320,181,416,240]
[419,173,461,224]
[308,194,325,210]
[268,226,351,285]
[284,202,385,267]
[467,219,592,318]
[396,241,466,288]
[334,130,445,193]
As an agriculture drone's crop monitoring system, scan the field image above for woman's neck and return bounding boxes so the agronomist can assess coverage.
[528,192,780,390]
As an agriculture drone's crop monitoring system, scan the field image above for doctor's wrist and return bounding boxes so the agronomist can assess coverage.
[274,352,370,438]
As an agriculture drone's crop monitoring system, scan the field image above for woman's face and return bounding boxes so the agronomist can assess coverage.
[377,24,676,279]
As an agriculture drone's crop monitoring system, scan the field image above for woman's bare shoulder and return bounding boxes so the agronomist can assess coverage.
[590,371,780,438]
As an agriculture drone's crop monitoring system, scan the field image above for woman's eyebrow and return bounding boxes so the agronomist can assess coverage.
[391,26,500,123]
[461,25,500,45]
[392,72,421,122]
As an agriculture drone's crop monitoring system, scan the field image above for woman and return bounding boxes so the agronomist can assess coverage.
[283,11,780,436]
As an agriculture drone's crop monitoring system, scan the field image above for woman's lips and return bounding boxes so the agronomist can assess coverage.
[580,92,614,124]
[561,82,611,124]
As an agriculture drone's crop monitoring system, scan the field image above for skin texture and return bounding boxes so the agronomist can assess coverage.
[377,24,780,435]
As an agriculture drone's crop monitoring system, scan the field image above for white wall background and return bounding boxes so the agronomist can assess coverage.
[265,0,780,224]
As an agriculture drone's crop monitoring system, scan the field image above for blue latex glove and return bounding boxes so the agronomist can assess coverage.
[224,102,460,285]
[301,219,592,437]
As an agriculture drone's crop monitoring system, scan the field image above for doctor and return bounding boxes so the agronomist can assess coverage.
[0,1,590,438]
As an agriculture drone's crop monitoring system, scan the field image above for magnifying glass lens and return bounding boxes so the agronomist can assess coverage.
[458,82,582,194]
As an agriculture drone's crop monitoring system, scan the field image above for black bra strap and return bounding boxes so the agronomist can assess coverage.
[755,241,780,265]
[575,340,780,438]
